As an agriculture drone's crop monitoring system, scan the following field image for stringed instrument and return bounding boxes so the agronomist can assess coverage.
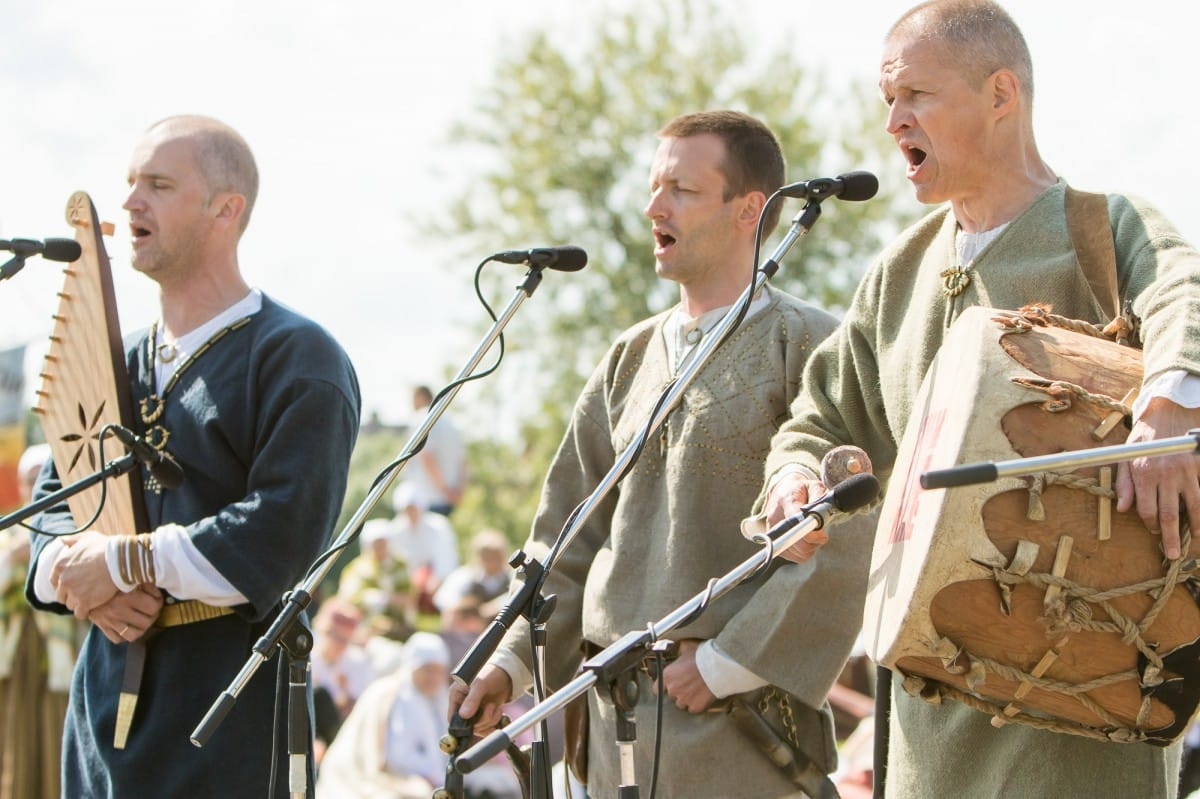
[32,191,147,535]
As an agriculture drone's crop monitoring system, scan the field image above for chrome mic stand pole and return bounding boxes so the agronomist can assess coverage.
[453,473,880,775]
[190,262,555,798]
[920,430,1200,489]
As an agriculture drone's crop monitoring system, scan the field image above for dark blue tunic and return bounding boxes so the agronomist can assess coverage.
[27,295,361,798]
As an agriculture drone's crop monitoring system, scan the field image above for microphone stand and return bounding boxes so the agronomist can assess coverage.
[0,451,139,532]
[189,261,556,799]
[0,254,26,282]
[440,197,829,799]
[452,479,877,779]
[920,430,1200,489]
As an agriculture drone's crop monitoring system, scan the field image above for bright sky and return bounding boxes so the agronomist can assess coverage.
[2,1,1196,429]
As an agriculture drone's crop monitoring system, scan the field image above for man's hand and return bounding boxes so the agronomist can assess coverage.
[765,471,830,564]
[1116,397,1200,560]
[89,585,164,644]
[657,639,716,713]
[50,530,119,618]
[449,664,513,737]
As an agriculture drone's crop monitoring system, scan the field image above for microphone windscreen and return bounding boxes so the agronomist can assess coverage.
[41,238,82,263]
[548,246,587,272]
[830,472,879,513]
[837,171,879,202]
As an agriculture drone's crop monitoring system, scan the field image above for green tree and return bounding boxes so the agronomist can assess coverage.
[414,0,920,549]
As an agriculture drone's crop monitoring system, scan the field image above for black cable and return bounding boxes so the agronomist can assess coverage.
[647,646,667,799]
[20,423,120,537]
[304,255,507,581]
[267,652,286,798]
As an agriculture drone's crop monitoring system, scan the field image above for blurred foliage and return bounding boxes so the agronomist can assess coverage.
[335,0,923,567]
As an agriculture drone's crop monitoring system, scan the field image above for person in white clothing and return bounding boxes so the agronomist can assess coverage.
[310,596,375,762]
[389,482,459,614]
[432,528,512,618]
[408,385,468,517]
[317,632,522,799]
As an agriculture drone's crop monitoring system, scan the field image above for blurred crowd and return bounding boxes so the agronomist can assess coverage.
[312,480,528,799]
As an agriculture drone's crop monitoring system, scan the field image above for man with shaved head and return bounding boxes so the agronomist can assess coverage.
[26,115,361,797]
[758,2,1200,797]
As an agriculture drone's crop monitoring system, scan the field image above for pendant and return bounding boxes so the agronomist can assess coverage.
[940,265,971,297]
[156,342,179,363]
[144,425,170,451]
[140,394,166,425]
[684,326,703,345]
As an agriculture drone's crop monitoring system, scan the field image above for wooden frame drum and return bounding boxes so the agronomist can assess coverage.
[864,305,1200,745]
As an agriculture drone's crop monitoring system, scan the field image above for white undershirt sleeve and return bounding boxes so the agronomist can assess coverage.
[104,524,248,606]
[32,538,66,605]
[1134,370,1200,419]
[695,639,768,699]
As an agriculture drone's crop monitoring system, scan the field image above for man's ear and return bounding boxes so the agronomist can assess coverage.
[990,68,1020,117]
[736,190,767,232]
[211,192,247,231]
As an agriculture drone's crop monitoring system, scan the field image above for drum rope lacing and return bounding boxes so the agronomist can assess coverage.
[1009,377,1129,417]
[906,311,1193,742]
[910,523,1195,743]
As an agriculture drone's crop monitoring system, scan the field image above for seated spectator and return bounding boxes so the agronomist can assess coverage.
[439,595,489,670]
[317,632,524,799]
[310,597,375,762]
[389,482,459,615]
[339,519,416,641]
[433,528,513,618]
[1,443,79,799]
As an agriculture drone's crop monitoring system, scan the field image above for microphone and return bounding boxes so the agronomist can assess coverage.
[778,171,879,203]
[765,471,880,541]
[0,238,82,263]
[491,246,588,271]
[110,426,185,491]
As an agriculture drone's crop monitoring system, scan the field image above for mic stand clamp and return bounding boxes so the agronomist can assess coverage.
[440,552,557,799]
[586,637,670,799]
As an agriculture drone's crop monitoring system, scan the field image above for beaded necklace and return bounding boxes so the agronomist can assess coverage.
[138,316,252,460]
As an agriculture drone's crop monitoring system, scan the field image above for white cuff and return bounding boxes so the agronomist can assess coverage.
[32,539,66,605]
[765,463,818,495]
[695,639,768,699]
[487,650,531,702]
[1134,370,1200,420]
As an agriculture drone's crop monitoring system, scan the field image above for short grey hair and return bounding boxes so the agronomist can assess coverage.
[889,1,1034,103]
[149,115,260,233]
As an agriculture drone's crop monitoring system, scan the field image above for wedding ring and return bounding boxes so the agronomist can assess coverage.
[120,625,130,638]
